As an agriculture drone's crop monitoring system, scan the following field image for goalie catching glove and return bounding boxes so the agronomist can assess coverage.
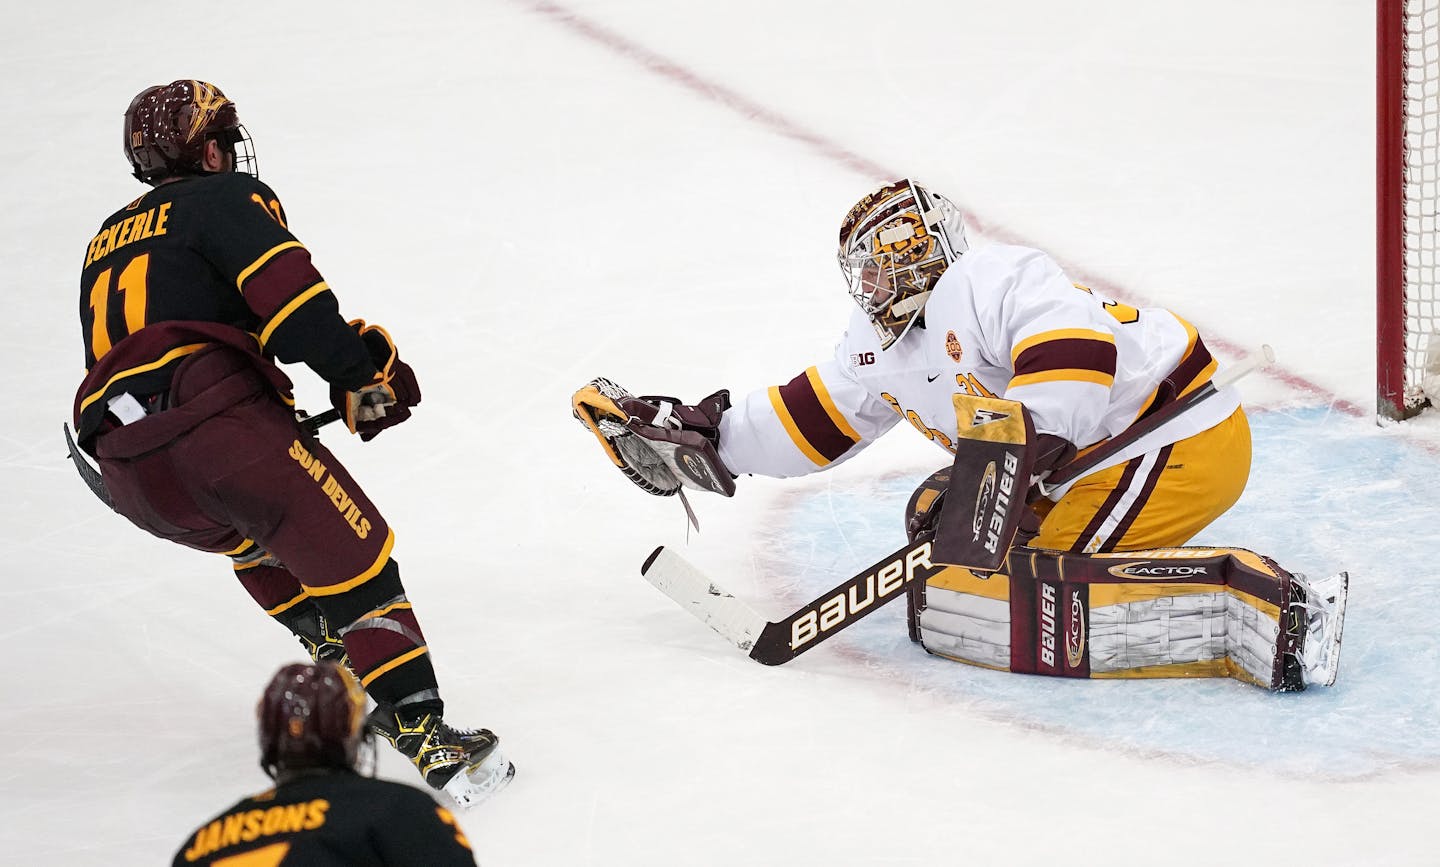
[329,320,421,441]
[572,377,736,497]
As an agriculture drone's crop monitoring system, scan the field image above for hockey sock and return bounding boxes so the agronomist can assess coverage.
[307,558,444,714]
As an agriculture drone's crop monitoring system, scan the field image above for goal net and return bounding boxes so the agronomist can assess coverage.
[1379,0,1440,419]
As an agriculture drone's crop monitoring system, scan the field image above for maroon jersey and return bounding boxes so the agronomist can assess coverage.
[73,173,377,443]
[172,771,479,866]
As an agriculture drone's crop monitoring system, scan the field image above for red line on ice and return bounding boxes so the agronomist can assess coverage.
[521,0,1366,418]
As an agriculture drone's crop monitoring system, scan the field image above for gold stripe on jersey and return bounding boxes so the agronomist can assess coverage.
[361,645,430,687]
[258,282,331,348]
[768,385,831,467]
[1171,318,1217,397]
[1008,367,1115,389]
[1131,317,1218,421]
[1009,327,1114,364]
[1188,357,1219,397]
[767,367,865,466]
[806,368,862,442]
[77,342,208,414]
[1008,327,1117,390]
[302,527,395,597]
[236,241,305,291]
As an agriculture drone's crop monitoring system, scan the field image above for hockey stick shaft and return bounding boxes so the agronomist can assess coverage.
[1041,344,1273,491]
[642,539,943,665]
[301,407,342,433]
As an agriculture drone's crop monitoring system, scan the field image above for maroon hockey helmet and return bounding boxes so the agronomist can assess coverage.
[257,661,365,779]
[123,79,257,184]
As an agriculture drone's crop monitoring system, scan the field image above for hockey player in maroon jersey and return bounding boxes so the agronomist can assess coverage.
[72,80,512,806]
[173,661,480,866]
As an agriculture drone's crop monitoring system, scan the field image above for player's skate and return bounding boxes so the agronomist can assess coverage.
[1291,571,1349,688]
[368,705,516,809]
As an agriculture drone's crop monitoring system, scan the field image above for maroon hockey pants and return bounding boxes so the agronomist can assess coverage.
[91,346,436,706]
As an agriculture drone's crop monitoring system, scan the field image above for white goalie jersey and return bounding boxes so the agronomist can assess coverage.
[716,244,1241,493]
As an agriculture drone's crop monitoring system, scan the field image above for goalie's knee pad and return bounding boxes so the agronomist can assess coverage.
[909,547,1341,690]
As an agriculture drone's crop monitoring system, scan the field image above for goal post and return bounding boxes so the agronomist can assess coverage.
[1378,0,1440,420]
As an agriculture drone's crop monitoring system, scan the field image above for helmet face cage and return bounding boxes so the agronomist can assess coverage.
[257,662,365,779]
[220,124,259,179]
[124,80,258,184]
[837,180,968,349]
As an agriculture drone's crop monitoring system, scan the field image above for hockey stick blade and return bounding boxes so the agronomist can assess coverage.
[641,540,943,665]
[641,547,766,653]
[63,423,114,510]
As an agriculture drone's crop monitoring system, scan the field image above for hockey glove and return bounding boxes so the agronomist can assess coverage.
[330,320,421,441]
[572,377,737,497]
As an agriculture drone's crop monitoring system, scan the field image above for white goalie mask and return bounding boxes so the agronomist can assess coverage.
[836,179,968,350]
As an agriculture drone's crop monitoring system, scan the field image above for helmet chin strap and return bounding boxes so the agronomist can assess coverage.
[890,290,931,317]
[874,290,933,349]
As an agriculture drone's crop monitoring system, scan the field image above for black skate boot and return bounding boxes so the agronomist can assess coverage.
[367,705,515,808]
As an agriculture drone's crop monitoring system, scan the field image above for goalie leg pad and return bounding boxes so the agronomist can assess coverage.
[911,546,1342,690]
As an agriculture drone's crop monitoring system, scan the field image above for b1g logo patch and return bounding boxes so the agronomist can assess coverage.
[945,330,963,362]
[850,351,876,367]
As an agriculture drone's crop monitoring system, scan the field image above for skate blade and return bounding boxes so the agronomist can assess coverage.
[442,747,516,809]
[1303,571,1349,688]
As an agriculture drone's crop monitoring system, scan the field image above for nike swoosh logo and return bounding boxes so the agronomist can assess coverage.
[927,373,941,382]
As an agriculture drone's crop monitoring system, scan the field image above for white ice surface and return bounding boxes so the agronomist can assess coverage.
[2,1,1437,865]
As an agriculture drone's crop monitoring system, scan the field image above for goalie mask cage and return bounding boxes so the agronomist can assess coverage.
[1378,0,1440,419]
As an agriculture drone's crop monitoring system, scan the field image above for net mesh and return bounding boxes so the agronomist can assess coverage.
[1403,0,1440,407]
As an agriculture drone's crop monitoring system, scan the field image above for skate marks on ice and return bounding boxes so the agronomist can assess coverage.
[750,406,1439,781]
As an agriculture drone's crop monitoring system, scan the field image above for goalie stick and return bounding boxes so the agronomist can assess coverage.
[641,346,1275,664]
[641,540,943,665]
[1039,343,1275,494]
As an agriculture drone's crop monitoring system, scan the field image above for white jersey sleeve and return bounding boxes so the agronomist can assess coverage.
[717,340,901,479]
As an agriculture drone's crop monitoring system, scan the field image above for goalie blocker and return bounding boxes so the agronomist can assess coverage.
[927,394,1073,574]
